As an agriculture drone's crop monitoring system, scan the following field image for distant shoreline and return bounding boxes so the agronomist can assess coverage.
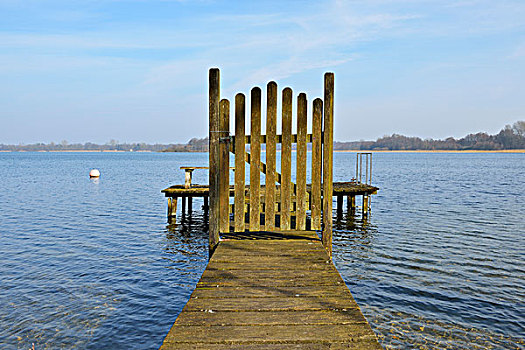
[0,150,152,153]
[1,149,524,153]
[334,149,525,153]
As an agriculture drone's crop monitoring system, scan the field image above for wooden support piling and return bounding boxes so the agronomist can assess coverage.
[167,197,178,219]
[281,88,293,230]
[348,195,356,211]
[363,195,369,217]
[337,195,343,218]
[322,73,334,257]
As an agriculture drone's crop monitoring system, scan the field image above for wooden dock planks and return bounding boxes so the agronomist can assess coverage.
[160,232,381,349]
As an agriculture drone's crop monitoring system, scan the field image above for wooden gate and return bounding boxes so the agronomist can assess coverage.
[208,68,334,256]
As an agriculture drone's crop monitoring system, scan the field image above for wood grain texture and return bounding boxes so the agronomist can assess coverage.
[219,99,230,233]
[161,232,381,349]
[265,82,277,230]
[249,87,262,231]
[311,98,323,230]
[322,73,334,257]
[296,93,307,230]
[162,182,378,199]
[208,68,220,255]
[234,94,246,233]
[281,87,293,230]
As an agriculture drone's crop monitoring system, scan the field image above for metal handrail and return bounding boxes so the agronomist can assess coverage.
[356,152,372,185]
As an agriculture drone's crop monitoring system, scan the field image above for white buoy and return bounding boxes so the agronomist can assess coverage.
[89,169,100,178]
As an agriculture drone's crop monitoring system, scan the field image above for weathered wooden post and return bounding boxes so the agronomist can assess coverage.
[281,88,293,230]
[311,98,323,231]
[209,68,220,256]
[184,170,193,188]
[265,82,277,231]
[167,197,178,220]
[363,195,369,217]
[296,93,307,230]
[234,93,246,233]
[219,99,230,233]
[322,73,334,257]
[348,195,356,212]
[249,88,261,231]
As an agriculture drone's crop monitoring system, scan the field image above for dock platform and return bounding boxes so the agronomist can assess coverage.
[162,182,379,219]
[160,231,381,349]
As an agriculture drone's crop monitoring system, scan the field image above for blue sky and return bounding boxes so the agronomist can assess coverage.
[1,0,524,144]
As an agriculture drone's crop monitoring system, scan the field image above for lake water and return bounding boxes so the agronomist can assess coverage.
[0,151,523,349]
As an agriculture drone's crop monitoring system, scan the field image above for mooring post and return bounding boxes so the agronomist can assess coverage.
[209,68,220,257]
[322,73,334,257]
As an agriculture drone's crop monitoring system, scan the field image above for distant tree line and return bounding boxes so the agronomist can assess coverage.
[0,140,175,152]
[336,121,525,151]
[161,137,209,152]
[2,121,523,152]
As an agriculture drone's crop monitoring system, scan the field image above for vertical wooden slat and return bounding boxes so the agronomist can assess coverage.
[281,87,293,230]
[322,73,334,257]
[219,99,230,233]
[234,93,246,233]
[249,87,261,231]
[265,82,277,230]
[311,98,323,230]
[208,68,220,256]
[296,93,307,230]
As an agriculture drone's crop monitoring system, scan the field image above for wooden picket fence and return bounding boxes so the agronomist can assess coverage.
[208,68,334,255]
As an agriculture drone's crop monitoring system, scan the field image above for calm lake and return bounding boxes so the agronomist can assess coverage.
[0,151,523,349]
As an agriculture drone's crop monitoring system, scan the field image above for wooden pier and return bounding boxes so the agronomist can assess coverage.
[161,69,381,349]
[160,231,381,349]
[162,181,378,221]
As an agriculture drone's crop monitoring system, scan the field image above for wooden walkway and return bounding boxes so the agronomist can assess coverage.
[160,231,381,349]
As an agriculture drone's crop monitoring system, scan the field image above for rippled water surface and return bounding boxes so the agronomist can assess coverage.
[1,151,523,349]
